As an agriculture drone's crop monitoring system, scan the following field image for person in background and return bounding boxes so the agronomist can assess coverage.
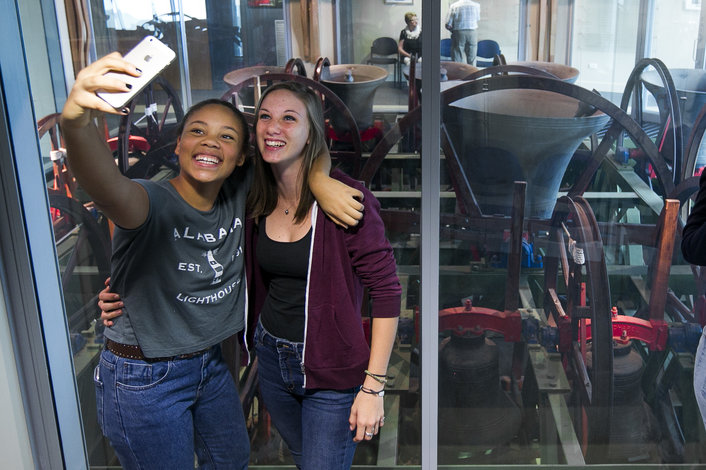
[398,12,422,65]
[445,0,481,65]
[681,169,706,430]
[245,81,401,469]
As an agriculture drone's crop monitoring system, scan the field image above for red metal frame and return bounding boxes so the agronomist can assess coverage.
[438,299,523,342]
[584,314,669,351]
[106,135,150,153]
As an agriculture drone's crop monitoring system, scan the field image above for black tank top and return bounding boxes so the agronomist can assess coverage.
[256,217,311,342]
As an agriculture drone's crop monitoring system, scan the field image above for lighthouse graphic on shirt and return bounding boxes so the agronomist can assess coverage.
[207,250,224,284]
[172,217,243,305]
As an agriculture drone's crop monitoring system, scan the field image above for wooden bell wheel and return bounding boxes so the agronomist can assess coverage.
[543,195,613,462]
[619,58,684,186]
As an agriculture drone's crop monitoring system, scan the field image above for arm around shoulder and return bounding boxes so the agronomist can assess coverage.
[309,150,364,228]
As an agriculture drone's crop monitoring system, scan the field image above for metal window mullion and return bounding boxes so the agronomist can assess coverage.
[40,0,68,110]
[636,0,654,62]
[420,2,440,469]
[0,104,62,470]
[697,0,706,68]
[519,0,528,61]
[174,0,192,109]
[283,0,293,67]
[563,0,575,65]
[53,0,76,92]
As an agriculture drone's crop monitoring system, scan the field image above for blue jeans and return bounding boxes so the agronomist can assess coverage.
[254,322,358,470]
[94,344,249,469]
[695,331,706,429]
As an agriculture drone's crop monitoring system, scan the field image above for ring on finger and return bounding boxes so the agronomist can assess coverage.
[364,431,373,438]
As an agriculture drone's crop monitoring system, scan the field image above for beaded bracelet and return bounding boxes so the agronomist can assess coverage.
[360,386,385,397]
[364,369,388,385]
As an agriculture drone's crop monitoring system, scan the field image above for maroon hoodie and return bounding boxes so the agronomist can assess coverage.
[244,169,401,389]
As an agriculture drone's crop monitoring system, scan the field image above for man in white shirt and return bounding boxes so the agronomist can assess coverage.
[445,0,481,65]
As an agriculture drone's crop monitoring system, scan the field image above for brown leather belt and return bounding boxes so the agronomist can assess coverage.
[105,338,210,362]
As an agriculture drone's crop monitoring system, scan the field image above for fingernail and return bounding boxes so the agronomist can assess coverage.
[135,67,142,74]
[125,83,133,89]
[121,107,129,115]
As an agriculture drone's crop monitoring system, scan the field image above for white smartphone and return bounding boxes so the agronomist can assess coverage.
[97,36,176,109]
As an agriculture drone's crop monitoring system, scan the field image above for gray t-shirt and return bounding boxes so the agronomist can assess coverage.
[105,166,251,357]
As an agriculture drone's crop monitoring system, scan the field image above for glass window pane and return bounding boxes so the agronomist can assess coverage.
[572,0,641,100]
[11,0,706,467]
[649,0,706,178]
[437,0,531,466]
[439,0,706,468]
[471,0,520,62]
[652,0,702,68]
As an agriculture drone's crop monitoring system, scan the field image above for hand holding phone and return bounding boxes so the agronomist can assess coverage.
[97,36,176,109]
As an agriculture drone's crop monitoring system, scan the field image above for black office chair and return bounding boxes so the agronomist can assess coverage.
[367,37,400,86]
[476,39,501,67]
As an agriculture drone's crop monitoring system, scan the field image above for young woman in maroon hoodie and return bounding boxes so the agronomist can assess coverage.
[244,81,400,469]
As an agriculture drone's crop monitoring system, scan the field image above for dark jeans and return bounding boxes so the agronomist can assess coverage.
[254,322,358,470]
[94,344,249,469]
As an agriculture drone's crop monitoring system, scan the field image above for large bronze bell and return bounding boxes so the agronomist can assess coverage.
[438,333,521,462]
[587,341,661,463]
[320,64,388,133]
[444,87,609,219]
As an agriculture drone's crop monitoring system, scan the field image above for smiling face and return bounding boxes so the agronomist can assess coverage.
[255,88,311,171]
[174,103,246,186]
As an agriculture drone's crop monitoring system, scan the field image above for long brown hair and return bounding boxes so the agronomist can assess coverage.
[247,81,327,223]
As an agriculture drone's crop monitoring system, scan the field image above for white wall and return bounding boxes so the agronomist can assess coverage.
[0,280,35,469]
